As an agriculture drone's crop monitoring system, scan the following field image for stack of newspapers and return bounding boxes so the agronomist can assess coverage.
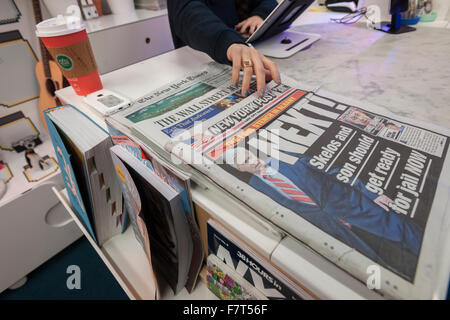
[107,62,450,299]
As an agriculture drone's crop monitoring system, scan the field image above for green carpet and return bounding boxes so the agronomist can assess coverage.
[0,237,128,300]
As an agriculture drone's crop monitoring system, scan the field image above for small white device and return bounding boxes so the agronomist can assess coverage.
[83,89,132,116]
[250,31,321,59]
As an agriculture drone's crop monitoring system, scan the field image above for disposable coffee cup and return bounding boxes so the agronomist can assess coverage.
[36,15,103,96]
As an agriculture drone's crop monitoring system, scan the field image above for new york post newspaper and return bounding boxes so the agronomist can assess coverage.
[110,63,450,299]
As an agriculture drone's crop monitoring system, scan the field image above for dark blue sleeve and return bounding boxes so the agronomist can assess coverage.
[167,0,246,65]
[251,0,278,19]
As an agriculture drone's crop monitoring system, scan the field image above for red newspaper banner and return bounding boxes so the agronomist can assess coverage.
[208,90,306,159]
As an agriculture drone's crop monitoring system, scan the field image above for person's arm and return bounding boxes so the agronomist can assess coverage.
[167,0,245,65]
[167,0,280,98]
[235,0,278,36]
[250,0,278,19]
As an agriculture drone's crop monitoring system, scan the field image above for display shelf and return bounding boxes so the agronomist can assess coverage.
[53,187,217,300]
[85,9,167,34]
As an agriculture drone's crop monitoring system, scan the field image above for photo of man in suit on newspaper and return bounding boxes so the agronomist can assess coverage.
[223,147,424,280]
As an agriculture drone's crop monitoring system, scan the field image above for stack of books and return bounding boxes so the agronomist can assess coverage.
[46,105,124,246]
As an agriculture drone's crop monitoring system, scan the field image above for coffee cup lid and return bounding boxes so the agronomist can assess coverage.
[36,15,86,37]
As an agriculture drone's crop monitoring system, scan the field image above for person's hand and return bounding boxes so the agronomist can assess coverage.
[374,195,394,212]
[235,16,264,37]
[226,43,280,98]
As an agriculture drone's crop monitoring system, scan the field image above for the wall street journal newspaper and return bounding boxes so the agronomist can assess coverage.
[110,63,450,299]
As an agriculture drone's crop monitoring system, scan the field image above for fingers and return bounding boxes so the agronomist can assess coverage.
[235,20,245,30]
[249,21,258,35]
[228,44,281,97]
[382,196,394,209]
[250,49,266,97]
[380,195,394,205]
[374,198,388,211]
[265,69,273,83]
[383,195,394,204]
[241,49,253,97]
[256,19,263,29]
[239,20,252,35]
[239,21,259,36]
[261,54,281,84]
[235,16,264,35]
[230,48,241,87]
[374,196,390,212]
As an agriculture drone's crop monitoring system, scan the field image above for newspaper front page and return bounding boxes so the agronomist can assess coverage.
[110,63,450,299]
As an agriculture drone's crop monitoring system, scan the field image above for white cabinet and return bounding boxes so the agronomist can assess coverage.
[0,174,82,292]
[86,10,174,74]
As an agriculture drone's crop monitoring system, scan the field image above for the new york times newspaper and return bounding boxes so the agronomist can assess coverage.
[110,63,450,299]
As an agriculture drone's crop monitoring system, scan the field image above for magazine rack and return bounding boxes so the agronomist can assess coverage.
[53,187,217,300]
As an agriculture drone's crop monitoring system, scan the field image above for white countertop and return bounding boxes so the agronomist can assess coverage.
[276,23,450,129]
